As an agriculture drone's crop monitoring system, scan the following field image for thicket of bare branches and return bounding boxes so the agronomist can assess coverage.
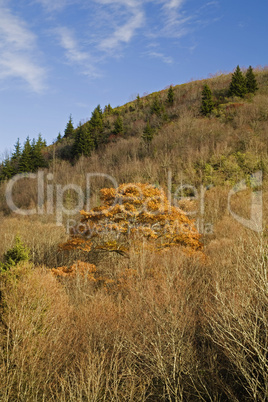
[0,231,267,401]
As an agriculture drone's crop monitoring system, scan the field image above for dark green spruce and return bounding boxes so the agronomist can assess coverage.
[113,115,124,135]
[229,65,247,98]
[89,105,104,148]
[73,123,94,158]
[30,134,48,170]
[64,115,75,138]
[142,120,154,147]
[150,96,162,116]
[200,84,214,116]
[246,66,258,94]
[18,137,33,173]
[167,85,175,105]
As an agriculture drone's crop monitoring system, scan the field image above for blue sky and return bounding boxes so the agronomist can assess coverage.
[0,0,267,158]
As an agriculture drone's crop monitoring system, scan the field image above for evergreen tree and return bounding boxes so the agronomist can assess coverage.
[113,115,123,134]
[136,94,142,109]
[90,105,103,129]
[229,65,247,98]
[0,158,16,181]
[19,137,33,173]
[12,138,22,161]
[36,133,46,149]
[10,138,22,174]
[0,163,4,182]
[89,105,104,148]
[200,84,214,116]
[142,120,154,148]
[57,132,62,142]
[64,115,74,138]
[150,96,162,116]
[1,235,29,271]
[167,85,175,105]
[73,123,94,158]
[31,134,48,170]
[103,104,113,115]
[246,66,258,94]
[95,104,103,116]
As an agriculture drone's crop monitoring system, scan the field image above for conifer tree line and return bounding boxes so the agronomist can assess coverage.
[71,104,126,159]
[71,85,176,158]
[229,65,258,97]
[0,104,115,180]
[72,105,105,159]
[201,65,258,116]
[0,134,47,182]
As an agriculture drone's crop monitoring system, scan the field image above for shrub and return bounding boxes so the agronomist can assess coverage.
[59,183,203,261]
[1,236,29,271]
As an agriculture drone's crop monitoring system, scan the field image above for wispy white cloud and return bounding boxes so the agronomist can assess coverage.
[159,0,193,38]
[164,0,184,10]
[54,27,100,77]
[55,27,88,62]
[35,0,72,12]
[0,0,218,90]
[99,10,144,51]
[205,1,219,6]
[147,51,173,64]
[93,0,144,52]
[95,0,140,8]
[0,6,47,92]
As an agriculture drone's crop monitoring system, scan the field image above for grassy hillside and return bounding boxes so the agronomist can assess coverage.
[0,67,268,401]
[49,68,268,187]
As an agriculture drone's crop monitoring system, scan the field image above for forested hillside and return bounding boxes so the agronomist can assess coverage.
[1,66,268,186]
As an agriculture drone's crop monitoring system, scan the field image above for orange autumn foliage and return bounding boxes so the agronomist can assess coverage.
[59,183,202,258]
[52,260,96,280]
[58,237,92,252]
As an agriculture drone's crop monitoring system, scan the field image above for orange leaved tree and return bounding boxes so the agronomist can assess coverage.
[52,260,96,279]
[59,183,202,258]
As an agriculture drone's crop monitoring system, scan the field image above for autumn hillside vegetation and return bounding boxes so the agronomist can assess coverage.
[0,66,268,401]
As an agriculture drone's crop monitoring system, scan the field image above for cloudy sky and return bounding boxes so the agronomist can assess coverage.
[0,0,267,156]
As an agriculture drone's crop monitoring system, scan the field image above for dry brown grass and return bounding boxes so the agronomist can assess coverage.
[0,233,267,401]
[0,216,68,267]
[0,249,207,401]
